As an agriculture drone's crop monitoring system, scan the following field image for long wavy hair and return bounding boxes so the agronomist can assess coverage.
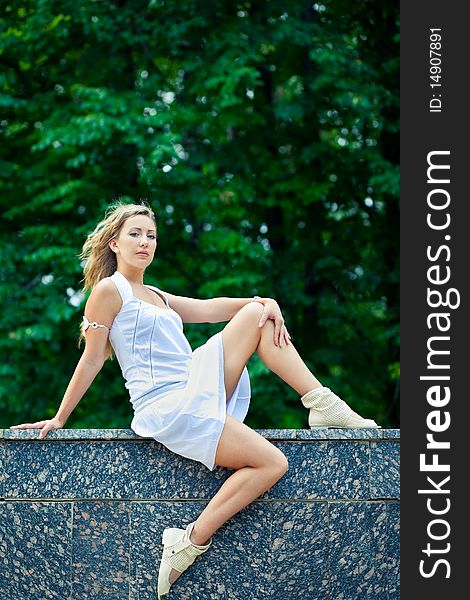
[76,200,157,361]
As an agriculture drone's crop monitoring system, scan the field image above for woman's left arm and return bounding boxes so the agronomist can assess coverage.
[163,293,291,347]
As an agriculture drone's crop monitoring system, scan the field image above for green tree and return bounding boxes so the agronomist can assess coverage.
[0,0,399,430]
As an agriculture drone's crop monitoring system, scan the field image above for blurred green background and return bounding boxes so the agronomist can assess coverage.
[0,0,399,430]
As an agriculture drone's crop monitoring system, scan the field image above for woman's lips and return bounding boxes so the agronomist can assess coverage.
[136,252,149,256]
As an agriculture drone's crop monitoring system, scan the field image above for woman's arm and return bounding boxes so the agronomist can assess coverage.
[56,279,120,425]
[163,292,263,323]
[10,279,120,439]
[164,292,292,347]
[10,357,104,439]
[54,357,103,426]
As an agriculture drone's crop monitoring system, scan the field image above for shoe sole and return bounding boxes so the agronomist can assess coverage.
[309,425,382,429]
[158,527,185,599]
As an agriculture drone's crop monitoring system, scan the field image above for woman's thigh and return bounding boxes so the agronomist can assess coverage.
[214,414,288,471]
[221,302,266,399]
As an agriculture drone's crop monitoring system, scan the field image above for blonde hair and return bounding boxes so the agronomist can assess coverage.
[76,200,157,361]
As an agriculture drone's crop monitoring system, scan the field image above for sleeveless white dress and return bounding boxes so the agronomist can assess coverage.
[107,270,251,471]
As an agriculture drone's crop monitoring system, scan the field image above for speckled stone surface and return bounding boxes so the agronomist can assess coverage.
[2,434,400,502]
[0,440,5,500]
[3,440,231,500]
[370,442,400,499]
[0,429,400,599]
[129,501,274,600]
[71,501,130,598]
[385,502,400,598]
[1,427,401,440]
[270,440,370,500]
[270,501,329,598]
[0,501,73,599]
[328,502,389,599]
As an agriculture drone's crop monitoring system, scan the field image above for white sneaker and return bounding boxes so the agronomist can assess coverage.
[301,386,381,428]
[157,521,212,598]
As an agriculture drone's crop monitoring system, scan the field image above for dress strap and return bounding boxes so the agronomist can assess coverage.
[145,284,170,308]
[110,271,133,303]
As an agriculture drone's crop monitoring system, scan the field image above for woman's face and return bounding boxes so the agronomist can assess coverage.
[110,214,157,267]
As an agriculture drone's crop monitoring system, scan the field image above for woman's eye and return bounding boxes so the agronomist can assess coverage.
[130,232,156,239]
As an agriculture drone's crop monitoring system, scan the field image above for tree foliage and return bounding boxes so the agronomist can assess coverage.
[0,0,399,430]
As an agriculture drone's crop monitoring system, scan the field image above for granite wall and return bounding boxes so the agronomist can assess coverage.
[0,428,400,599]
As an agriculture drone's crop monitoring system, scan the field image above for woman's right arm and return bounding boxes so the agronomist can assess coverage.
[10,278,121,439]
[53,356,106,428]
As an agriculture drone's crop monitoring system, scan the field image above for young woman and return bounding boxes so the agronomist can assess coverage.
[10,201,379,598]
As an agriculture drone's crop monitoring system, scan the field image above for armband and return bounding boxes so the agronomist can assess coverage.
[81,315,110,333]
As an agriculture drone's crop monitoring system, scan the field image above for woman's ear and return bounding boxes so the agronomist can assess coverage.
[109,239,118,253]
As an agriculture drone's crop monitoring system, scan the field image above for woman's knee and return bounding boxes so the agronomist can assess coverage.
[256,442,289,480]
[258,448,289,488]
[226,302,265,347]
[233,301,264,325]
[269,448,289,477]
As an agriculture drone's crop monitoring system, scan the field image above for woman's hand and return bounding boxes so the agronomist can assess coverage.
[257,299,292,348]
[10,416,65,440]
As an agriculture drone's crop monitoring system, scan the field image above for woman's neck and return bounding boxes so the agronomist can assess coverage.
[116,266,145,286]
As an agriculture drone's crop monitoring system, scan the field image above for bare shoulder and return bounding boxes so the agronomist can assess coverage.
[84,277,122,327]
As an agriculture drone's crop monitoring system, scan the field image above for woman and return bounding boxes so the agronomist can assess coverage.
[10,201,379,598]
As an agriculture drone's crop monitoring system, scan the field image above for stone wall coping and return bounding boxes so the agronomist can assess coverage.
[1,427,400,441]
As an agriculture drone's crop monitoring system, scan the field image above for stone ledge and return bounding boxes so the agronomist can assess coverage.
[1,429,400,501]
[0,429,400,599]
[1,427,400,440]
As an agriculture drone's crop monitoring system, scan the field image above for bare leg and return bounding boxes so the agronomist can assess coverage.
[167,304,289,584]
[192,415,288,541]
[168,303,360,584]
[168,415,288,583]
[254,321,322,396]
[191,303,318,548]
[254,318,363,419]
[222,303,323,399]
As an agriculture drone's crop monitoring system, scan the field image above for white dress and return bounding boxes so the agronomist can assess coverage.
[107,270,251,471]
